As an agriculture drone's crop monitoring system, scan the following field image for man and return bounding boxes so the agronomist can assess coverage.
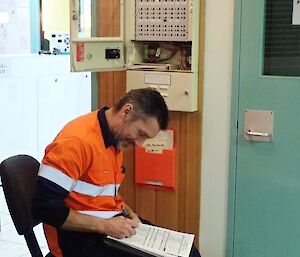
[33,88,200,257]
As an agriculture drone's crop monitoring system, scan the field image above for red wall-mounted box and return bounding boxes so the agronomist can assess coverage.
[135,130,176,190]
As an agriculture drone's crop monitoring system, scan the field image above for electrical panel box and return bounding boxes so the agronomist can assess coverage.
[70,0,199,112]
[135,0,193,41]
[127,70,197,112]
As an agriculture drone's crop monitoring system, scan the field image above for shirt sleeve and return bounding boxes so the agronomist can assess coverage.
[32,136,89,227]
[43,136,87,179]
[32,176,70,227]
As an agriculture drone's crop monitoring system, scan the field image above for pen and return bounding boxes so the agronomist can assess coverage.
[122,206,129,218]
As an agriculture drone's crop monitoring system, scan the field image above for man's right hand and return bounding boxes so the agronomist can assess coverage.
[104,216,139,239]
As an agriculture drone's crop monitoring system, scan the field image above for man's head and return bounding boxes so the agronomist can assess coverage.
[108,88,169,149]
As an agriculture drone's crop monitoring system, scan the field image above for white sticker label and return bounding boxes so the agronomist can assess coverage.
[144,74,171,85]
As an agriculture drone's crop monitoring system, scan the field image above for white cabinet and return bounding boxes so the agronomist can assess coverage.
[37,72,91,160]
[0,77,36,161]
[0,55,91,163]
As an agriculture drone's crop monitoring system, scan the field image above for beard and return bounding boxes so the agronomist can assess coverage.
[111,124,136,150]
[115,136,135,150]
[116,140,134,150]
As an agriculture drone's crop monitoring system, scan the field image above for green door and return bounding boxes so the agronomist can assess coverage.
[228,0,300,256]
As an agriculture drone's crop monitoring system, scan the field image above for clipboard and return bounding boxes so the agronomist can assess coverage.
[103,222,195,257]
[104,237,156,257]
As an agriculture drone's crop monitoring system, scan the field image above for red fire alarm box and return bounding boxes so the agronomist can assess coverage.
[135,129,176,190]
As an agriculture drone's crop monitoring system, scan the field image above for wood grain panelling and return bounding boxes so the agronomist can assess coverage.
[112,0,121,37]
[121,147,136,209]
[97,1,205,247]
[97,72,114,106]
[135,187,156,222]
[97,0,120,37]
[113,71,126,101]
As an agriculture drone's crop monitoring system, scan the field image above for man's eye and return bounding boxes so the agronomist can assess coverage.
[138,131,147,138]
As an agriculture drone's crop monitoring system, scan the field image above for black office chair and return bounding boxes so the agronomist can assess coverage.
[0,155,53,257]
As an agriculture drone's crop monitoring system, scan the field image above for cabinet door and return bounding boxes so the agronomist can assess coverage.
[0,78,38,162]
[70,0,129,72]
[37,73,91,160]
[22,77,39,159]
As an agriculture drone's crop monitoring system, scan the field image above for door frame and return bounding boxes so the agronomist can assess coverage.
[30,0,41,53]
[226,0,243,256]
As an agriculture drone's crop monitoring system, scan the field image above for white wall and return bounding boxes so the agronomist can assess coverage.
[200,0,235,257]
[42,0,69,40]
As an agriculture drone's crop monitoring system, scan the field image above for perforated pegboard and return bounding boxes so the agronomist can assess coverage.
[135,0,193,41]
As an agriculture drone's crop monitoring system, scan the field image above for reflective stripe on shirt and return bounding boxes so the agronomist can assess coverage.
[79,210,120,219]
[38,164,120,197]
[38,164,76,191]
[73,180,120,197]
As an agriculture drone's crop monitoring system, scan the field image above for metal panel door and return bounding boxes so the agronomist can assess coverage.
[228,1,300,256]
[70,0,127,72]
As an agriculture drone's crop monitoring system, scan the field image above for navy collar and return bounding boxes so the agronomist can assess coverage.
[98,107,118,148]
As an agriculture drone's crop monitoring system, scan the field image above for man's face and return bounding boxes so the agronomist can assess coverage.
[114,115,160,150]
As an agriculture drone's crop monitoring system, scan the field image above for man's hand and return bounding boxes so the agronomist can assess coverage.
[104,216,139,239]
[122,204,141,224]
[128,211,141,224]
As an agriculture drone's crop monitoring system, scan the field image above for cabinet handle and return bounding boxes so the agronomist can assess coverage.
[245,130,271,137]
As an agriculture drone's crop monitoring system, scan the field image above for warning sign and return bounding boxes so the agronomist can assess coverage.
[76,43,85,62]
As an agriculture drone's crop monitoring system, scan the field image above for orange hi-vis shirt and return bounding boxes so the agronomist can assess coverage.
[37,110,125,256]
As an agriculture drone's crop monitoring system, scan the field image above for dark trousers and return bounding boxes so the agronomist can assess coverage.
[58,218,201,257]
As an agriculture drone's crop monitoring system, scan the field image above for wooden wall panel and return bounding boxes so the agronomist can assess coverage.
[135,187,156,222]
[156,190,179,230]
[97,0,205,248]
[113,71,126,102]
[112,0,121,37]
[97,0,120,37]
[97,72,114,106]
[97,0,113,37]
[121,147,136,209]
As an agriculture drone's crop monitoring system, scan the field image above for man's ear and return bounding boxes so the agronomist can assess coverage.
[122,103,133,116]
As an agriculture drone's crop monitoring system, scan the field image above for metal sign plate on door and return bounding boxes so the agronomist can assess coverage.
[244,109,274,142]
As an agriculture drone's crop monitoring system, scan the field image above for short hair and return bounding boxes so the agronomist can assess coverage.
[114,88,169,130]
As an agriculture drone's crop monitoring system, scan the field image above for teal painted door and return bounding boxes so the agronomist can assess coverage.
[231,0,300,256]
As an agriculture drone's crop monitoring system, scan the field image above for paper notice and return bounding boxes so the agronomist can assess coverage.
[142,130,174,153]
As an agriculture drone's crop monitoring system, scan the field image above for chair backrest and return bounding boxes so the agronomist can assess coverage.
[0,155,43,257]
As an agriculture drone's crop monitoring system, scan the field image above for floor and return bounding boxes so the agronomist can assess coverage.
[0,186,50,257]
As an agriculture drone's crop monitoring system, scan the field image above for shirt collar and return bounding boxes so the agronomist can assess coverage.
[98,107,118,148]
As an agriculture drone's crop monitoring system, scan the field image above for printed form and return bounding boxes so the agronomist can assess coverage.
[107,223,194,257]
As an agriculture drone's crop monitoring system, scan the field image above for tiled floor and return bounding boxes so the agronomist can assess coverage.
[0,186,50,257]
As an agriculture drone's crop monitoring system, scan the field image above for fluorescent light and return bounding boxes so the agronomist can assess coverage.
[0,12,10,24]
